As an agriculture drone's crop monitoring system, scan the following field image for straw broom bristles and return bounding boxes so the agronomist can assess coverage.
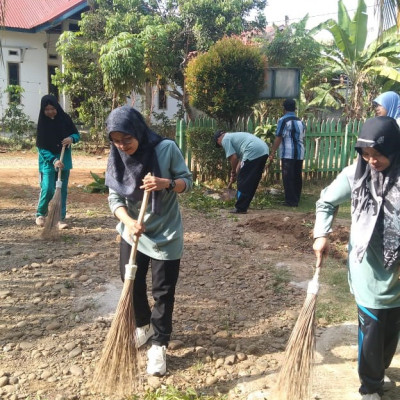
[41,187,62,240]
[92,186,150,397]
[272,263,321,400]
[92,278,141,396]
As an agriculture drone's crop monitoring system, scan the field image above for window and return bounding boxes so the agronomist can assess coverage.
[8,63,20,103]
[48,65,59,99]
[158,86,167,110]
[8,63,19,86]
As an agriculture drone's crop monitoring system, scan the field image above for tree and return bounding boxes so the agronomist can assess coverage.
[54,0,267,126]
[185,37,265,127]
[311,0,400,119]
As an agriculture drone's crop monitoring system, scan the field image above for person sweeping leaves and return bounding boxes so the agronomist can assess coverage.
[35,94,80,229]
[105,106,192,376]
[313,117,400,400]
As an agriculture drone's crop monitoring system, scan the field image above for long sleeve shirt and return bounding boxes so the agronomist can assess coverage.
[37,132,80,172]
[313,163,400,309]
[108,140,192,260]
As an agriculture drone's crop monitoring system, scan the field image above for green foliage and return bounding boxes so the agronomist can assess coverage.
[1,85,35,142]
[262,16,321,81]
[129,386,227,400]
[84,171,108,193]
[186,126,230,182]
[254,123,276,146]
[185,37,265,126]
[310,0,400,118]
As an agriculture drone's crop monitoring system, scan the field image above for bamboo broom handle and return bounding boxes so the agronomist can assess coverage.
[57,145,66,181]
[129,180,151,265]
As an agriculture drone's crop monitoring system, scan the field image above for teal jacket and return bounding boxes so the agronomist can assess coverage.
[314,163,400,309]
[108,140,193,260]
[37,132,80,172]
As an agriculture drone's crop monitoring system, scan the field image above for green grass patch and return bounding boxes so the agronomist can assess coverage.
[316,256,356,324]
[129,387,227,400]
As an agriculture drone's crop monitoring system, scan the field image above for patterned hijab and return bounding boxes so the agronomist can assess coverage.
[105,106,164,214]
[373,91,400,119]
[36,94,77,154]
[352,117,400,270]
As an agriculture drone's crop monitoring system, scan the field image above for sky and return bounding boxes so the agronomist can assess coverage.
[264,0,378,42]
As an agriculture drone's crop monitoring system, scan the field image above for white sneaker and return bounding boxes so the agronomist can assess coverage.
[146,344,166,376]
[35,216,45,227]
[361,393,381,400]
[58,220,69,229]
[135,324,154,348]
[383,375,395,391]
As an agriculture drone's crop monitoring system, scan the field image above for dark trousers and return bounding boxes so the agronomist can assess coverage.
[236,154,268,212]
[357,305,400,395]
[281,158,303,206]
[119,239,180,346]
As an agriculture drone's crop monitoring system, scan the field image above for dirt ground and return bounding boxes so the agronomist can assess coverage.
[0,151,399,400]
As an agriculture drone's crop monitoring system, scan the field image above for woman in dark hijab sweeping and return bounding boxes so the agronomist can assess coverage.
[313,117,400,400]
[106,106,192,376]
[35,94,80,229]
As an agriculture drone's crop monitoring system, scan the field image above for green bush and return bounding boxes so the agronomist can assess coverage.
[186,126,230,183]
[185,37,265,127]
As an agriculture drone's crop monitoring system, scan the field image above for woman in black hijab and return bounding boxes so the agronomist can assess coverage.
[313,117,400,399]
[35,95,80,229]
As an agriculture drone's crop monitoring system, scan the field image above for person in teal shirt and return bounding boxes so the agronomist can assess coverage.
[214,130,269,214]
[313,117,400,400]
[35,95,80,229]
[106,106,192,377]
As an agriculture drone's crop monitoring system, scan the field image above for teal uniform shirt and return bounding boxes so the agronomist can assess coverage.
[221,132,269,161]
[37,132,80,172]
[314,163,400,309]
[108,140,193,260]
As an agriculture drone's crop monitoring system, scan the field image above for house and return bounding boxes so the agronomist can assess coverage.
[1,0,180,125]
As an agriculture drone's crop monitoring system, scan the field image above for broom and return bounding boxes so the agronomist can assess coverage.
[92,185,151,397]
[272,256,322,400]
[42,145,66,240]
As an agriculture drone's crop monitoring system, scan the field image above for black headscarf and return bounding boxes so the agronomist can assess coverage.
[352,116,400,270]
[105,106,164,214]
[36,94,77,154]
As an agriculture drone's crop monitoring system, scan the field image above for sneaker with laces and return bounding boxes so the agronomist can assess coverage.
[361,393,381,400]
[147,344,166,376]
[35,216,45,227]
[58,220,69,229]
[135,324,154,348]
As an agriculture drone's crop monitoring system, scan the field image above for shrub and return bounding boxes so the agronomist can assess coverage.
[185,37,265,127]
[186,126,230,183]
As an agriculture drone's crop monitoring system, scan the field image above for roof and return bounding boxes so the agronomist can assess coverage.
[4,0,88,32]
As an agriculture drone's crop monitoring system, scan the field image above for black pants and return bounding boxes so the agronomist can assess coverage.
[357,305,400,395]
[281,158,303,206]
[119,239,180,346]
[236,154,268,212]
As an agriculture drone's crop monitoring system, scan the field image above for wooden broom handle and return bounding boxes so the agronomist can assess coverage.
[57,145,66,181]
[314,255,323,282]
[129,182,151,265]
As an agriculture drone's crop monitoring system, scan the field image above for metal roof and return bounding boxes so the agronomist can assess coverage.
[4,0,88,32]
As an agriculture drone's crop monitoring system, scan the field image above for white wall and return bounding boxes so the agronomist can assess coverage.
[0,29,64,124]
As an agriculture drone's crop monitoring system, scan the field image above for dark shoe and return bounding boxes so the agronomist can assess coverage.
[281,202,298,207]
[229,208,247,214]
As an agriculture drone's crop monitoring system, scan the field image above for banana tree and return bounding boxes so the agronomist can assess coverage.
[311,0,400,119]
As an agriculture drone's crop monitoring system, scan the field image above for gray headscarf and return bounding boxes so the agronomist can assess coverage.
[352,117,400,270]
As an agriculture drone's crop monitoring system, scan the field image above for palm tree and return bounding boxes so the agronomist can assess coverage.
[310,0,400,119]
